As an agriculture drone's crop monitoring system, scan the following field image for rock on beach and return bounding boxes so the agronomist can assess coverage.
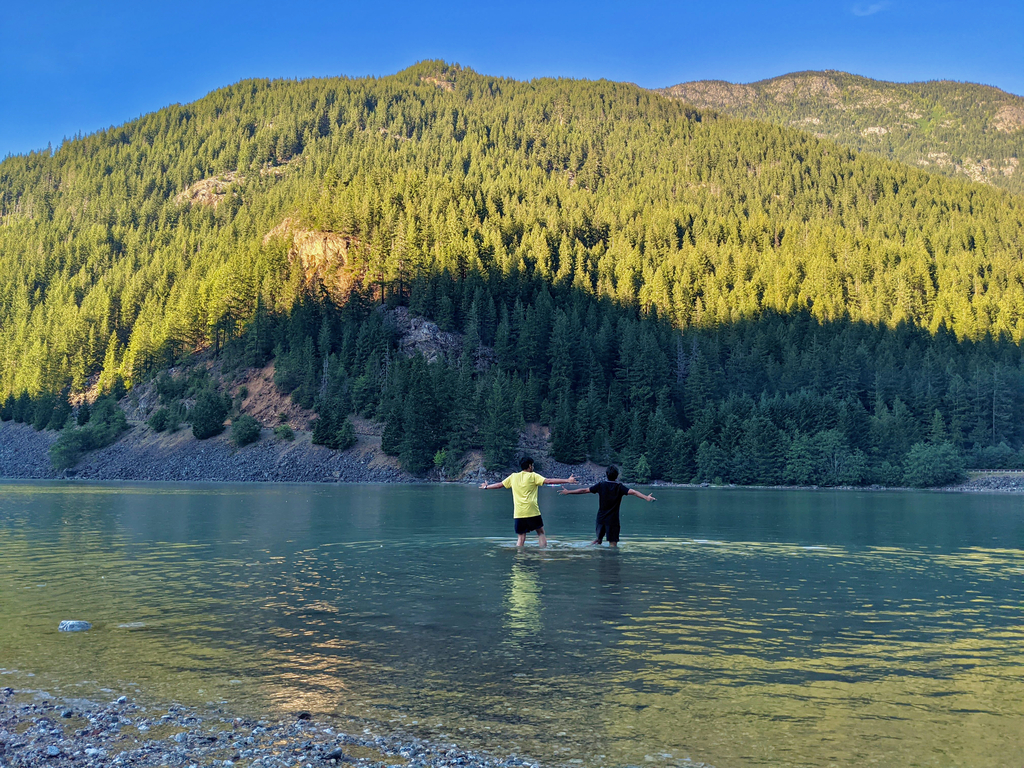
[57,621,92,632]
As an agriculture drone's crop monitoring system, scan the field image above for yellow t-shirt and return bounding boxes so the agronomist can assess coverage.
[502,471,547,518]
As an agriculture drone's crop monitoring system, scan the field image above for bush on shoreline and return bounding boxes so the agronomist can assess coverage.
[190,390,229,440]
[904,442,966,487]
[231,414,262,447]
[49,396,129,470]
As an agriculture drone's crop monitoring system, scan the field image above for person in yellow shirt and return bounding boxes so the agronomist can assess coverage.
[480,456,576,547]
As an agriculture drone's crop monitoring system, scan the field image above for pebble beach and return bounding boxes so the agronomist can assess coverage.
[0,687,565,768]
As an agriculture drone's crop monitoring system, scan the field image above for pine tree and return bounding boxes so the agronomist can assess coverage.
[550,394,584,464]
[929,409,948,444]
[632,454,652,483]
[0,395,13,421]
[494,306,515,371]
[400,357,444,475]
[696,441,727,483]
[483,372,522,470]
[785,432,819,485]
[644,408,675,480]
[670,429,696,483]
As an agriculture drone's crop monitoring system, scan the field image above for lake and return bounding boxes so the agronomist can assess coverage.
[2,481,1024,767]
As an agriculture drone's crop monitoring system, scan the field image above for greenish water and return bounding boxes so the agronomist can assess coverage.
[2,482,1024,767]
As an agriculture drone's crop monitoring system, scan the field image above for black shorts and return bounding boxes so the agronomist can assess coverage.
[596,517,620,543]
[514,516,544,535]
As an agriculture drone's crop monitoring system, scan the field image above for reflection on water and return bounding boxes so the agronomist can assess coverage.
[2,481,1024,767]
[506,557,543,640]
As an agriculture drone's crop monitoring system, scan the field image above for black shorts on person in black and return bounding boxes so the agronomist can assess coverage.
[514,515,544,534]
[596,516,621,544]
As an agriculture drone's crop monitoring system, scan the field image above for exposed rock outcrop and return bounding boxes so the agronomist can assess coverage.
[173,172,240,207]
[264,219,359,303]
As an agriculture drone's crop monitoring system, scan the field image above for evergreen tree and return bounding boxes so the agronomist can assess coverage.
[190,390,228,439]
[482,372,522,470]
[400,357,444,475]
[929,409,948,444]
[632,454,652,484]
[670,430,696,483]
[645,408,675,480]
[696,441,727,483]
[785,433,819,485]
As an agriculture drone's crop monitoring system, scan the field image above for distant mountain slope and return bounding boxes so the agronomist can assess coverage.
[661,71,1024,194]
[6,62,1024,484]
[3,61,1024,402]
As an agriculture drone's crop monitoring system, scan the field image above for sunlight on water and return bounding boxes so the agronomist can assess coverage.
[2,481,1024,767]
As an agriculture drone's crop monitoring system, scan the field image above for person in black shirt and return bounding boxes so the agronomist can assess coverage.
[559,465,655,546]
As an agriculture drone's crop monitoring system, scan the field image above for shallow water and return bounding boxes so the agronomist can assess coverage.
[2,481,1024,767]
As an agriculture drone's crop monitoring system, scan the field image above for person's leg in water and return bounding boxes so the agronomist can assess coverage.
[516,533,526,547]
[537,527,547,548]
[607,518,621,548]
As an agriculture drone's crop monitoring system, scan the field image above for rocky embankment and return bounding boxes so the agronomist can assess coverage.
[947,472,1024,492]
[0,421,408,484]
[0,418,604,486]
[0,687,557,768]
[0,423,59,479]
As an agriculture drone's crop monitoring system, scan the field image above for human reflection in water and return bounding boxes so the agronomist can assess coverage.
[505,553,543,642]
[596,548,626,624]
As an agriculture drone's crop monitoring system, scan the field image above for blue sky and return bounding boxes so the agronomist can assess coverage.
[1,0,1021,158]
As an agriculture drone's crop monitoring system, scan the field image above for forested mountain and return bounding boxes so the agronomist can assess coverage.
[3,61,1024,485]
[661,71,1024,194]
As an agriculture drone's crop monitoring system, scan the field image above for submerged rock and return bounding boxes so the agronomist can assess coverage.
[58,620,92,632]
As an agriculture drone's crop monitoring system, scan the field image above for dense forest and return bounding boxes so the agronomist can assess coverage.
[2,61,1024,484]
[662,71,1024,194]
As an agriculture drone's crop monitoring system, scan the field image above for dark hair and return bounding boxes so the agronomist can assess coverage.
[606,465,619,480]
[520,456,534,471]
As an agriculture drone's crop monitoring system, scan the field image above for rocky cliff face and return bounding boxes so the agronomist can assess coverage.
[264,218,359,303]
[387,306,463,363]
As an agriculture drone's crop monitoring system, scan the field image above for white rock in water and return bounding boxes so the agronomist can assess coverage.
[58,620,92,632]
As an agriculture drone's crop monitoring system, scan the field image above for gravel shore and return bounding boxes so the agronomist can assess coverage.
[0,687,563,768]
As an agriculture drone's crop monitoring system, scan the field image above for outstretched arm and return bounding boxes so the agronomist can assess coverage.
[559,487,592,496]
[543,474,576,485]
[480,481,505,490]
[628,489,656,502]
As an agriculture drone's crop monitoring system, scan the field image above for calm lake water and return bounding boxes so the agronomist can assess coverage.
[2,481,1024,767]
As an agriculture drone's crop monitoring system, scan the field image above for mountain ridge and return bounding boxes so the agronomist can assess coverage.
[659,70,1024,193]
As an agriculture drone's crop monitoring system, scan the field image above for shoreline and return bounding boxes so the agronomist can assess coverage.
[3,420,1023,494]
[0,685,546,768]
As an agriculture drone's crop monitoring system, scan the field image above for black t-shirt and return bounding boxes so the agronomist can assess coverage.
[589,480,631,521]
